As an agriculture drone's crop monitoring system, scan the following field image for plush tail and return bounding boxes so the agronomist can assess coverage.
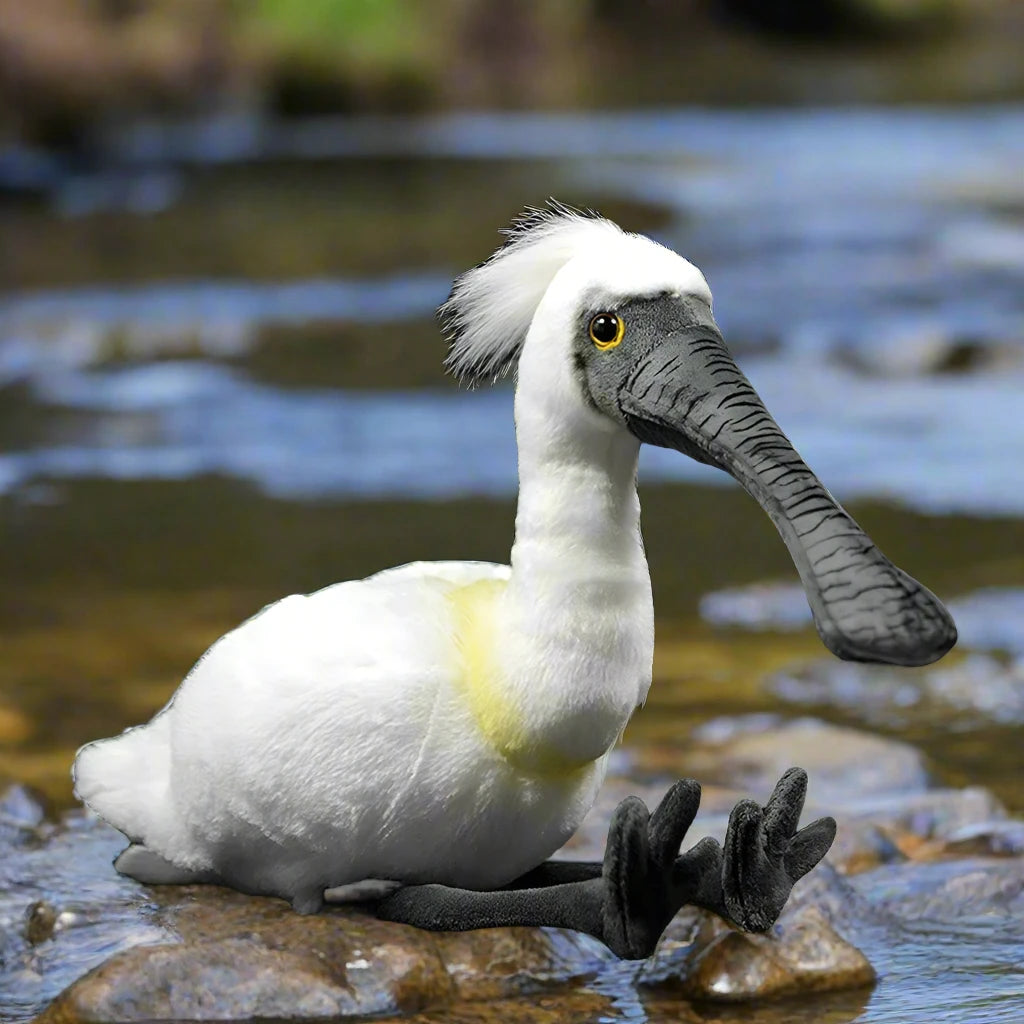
[73,712,174,848]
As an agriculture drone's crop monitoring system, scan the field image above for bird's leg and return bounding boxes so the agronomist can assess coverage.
[376,771,836,959]
[376,779,710,959]
[374,875,608,942]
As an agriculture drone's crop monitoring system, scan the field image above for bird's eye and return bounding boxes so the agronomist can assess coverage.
[589,313,624,351]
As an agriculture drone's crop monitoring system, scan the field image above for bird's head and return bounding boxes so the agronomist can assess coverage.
[442,202,956,667]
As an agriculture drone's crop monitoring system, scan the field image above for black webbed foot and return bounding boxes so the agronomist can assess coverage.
[718,767,837,933]
[600,778,704,959]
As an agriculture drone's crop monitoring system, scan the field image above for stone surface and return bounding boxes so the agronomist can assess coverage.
[33,883,609,1024]
[0,810,609,1024]
[673,909,875,1002]
[39,939,402,1022]
[643,864,881,1002]
[24,902,58,946]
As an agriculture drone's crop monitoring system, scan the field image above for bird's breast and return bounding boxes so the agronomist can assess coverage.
[447,577,648,779]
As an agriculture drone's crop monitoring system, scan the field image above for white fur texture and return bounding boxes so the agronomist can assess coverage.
[442,202,709,384]
[73,204,715,910]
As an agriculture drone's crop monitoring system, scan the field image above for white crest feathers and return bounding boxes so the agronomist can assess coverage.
[441,202,624,385]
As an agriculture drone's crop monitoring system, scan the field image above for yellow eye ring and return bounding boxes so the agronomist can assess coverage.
[589,313,624,351]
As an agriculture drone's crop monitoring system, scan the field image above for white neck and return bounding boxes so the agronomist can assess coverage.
[509,391,646,605]
[496,372,654,769]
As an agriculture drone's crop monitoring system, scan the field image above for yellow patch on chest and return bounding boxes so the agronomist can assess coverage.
[448,579,593,780]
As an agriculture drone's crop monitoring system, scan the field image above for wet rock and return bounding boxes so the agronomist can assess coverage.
[32,921,392,1022]
[643,864,879,1001]
[38,884,610,1024]
[673,909,874,1002]
[25,901,59,945]
[435,928,609,1002]
[391,990,624,1024]
[684,717,931,803]
[5,715,1022,1021]
[7,812,606,1024]
[38,938,390,1022]
[777,859,890,938]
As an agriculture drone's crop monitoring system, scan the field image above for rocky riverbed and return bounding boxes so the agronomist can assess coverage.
[3,717,1021,1023]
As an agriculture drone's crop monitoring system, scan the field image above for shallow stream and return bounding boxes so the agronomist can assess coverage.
[1,105,1022,1021]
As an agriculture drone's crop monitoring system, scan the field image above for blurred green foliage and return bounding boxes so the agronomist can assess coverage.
[246,0,436,82]
[250,0,429,60]
[0,0,1022,146]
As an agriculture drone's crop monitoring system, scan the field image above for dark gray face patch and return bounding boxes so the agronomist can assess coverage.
[574,294,718,427]
[573,292,957,669]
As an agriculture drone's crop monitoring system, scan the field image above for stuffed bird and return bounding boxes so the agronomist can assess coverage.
[74,204,956,958]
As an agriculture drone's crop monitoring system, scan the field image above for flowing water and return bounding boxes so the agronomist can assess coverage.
[1,105,1023,1021]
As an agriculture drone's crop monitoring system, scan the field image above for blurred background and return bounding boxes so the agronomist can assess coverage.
[1,0,1023,829]
[1,2,1024,1021]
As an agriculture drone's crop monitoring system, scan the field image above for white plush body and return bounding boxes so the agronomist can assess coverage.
[73,210,712,909]
[76,560,626,907]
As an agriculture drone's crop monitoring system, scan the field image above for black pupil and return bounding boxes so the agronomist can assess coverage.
[591,315,618,343]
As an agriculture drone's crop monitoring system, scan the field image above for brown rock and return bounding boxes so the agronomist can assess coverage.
[435,927,609,1002]
[6,725,1020,1022]
[39,939,388,1022]
[642,862,880,1002]
[387,989,633,1024]
[674,909,874,1002]
[25,901,58,945]
[32,876,605,1022]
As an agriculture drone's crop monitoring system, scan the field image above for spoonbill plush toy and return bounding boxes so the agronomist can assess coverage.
[74,204,956,959]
